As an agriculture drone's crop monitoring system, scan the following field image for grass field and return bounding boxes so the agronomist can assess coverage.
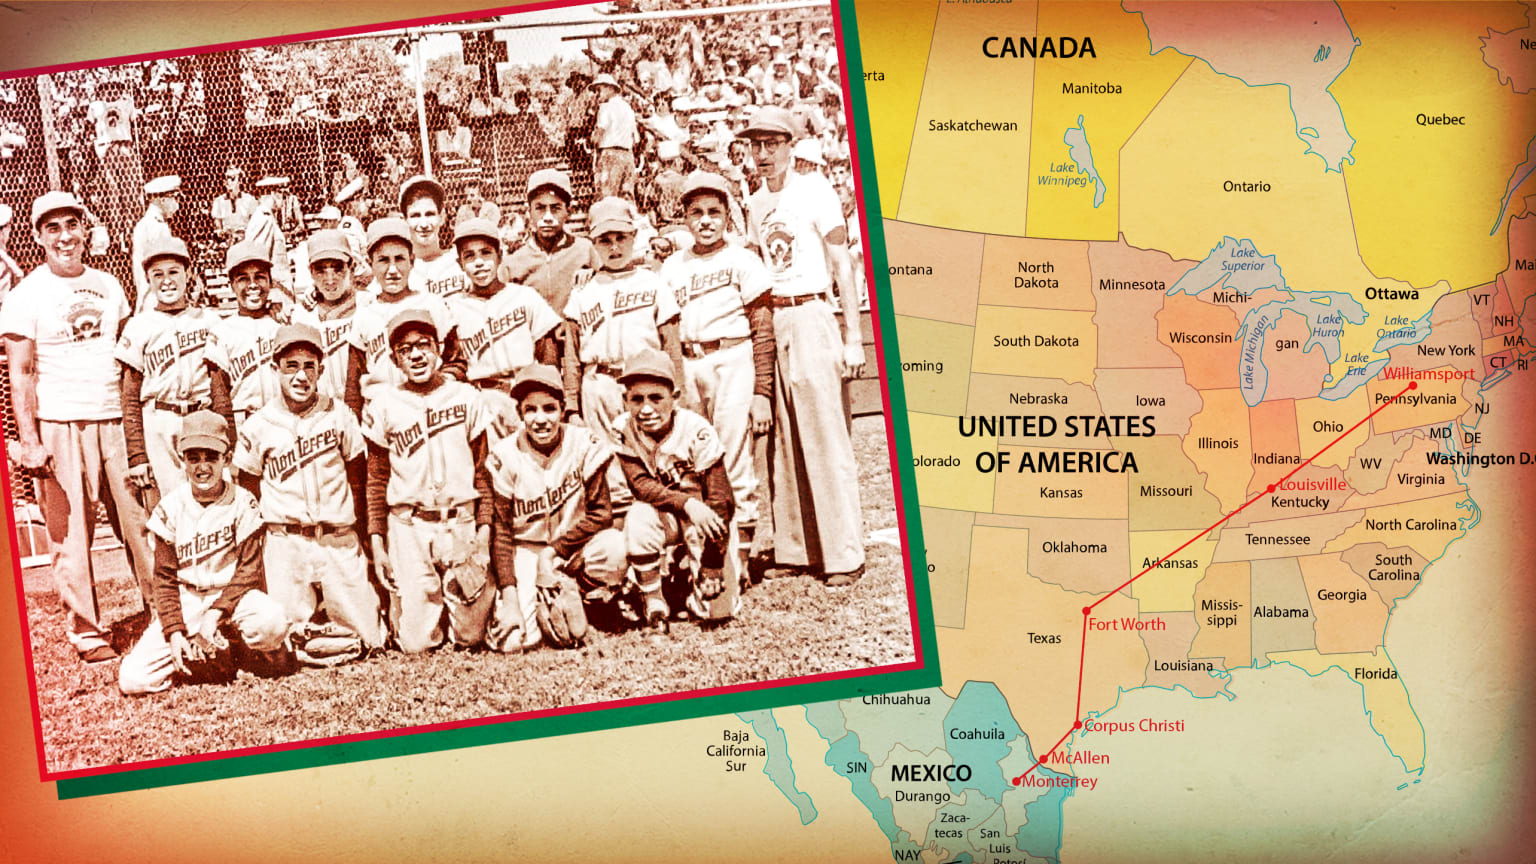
[21,415,915,775]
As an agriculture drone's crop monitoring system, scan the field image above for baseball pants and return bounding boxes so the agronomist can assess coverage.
[485,530,624,653]
[141,405,189,495]
[684,340,758,524]
[118,586,289,694]
[264,528,385,649]
[594,148,636,199]
[37,419,155,656]
[769,301,865,574]
[581,367,633,510]
[626,502,739,617]
[386,511,494,653]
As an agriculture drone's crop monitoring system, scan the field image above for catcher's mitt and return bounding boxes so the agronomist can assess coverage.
[179,630,236,684]
[290,621,364,668]
[536,572,589,649]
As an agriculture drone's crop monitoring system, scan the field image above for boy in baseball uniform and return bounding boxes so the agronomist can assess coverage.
[291,229,371,410]
[119,411,292,694]
[614,349,738,625]
[562,196,686,509]
[659,171,776,527]
[232,323,383,650]
[400,175,468,300]
[116,234,214,506]
[206,241,283,429]
[484,364,626,651]
[348,218,466,402]
[362,309,496,653]
[447,217,564,393]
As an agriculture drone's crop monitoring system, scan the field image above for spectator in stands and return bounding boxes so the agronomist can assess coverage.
[89,79,146,256]
[590,74,638,199]
[456,179,502,228]
[211,166,258,241]
[247,177,295,305]
[436,111,472,163]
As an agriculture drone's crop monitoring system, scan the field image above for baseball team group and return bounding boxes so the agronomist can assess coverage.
[1,103,874,695]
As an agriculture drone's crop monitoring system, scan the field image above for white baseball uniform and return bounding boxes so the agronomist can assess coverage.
[564,267,681,508]
[233,395,383,648]
[361,378,496,652]
[448,284,563,385]
[292,293,373,402]
[483,425,625,652]
[115,306,215,493]
[118,483,289,694]
[410,252,469,299]
[205,313,282,421]
[349,291,456,397]
[661,243,772,523]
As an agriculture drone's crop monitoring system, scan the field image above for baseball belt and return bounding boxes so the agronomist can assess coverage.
[393,503,475,523]
[266,522,352,538]
[474,372,516,392]
[150,399,212,415]
[683,335,749,359]
[771,293,826,309]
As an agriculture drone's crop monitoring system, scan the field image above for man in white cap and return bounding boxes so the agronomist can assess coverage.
[738,106,866,586]
[0,203,22,305]
[0,191,155,662]
[792,138,826,177]
[211,166,256,241]
[590,74,638,199]
[131,174,180,312]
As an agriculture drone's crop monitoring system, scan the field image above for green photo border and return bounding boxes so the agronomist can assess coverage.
[54,0,936,799]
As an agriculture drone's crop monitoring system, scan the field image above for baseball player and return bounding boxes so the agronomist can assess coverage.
[206,241,283,429]
[501,169,598,410]
[613,348,738,625]
[232,323,383,650]
[447,217,563,391]
[660,171,775,527]
[348,218,466,403]
[739,105,866,585]
[118,410,292,694]
[130,174,179,313]
[290,229,372,409]
[116,234,214,505]
[400,175,468,300]
[362,308,496,653]
[484,363,626,651]
[563,196,686,508]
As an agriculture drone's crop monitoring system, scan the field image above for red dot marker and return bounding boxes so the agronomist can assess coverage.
[1011,776,1021,787]
[1074,720,1083,730]
[1408,380,1418,390]
[1266,484,1276,494]
[1081,607,1090,616]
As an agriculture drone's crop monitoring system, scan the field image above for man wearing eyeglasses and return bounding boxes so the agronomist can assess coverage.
[131,174,181,313]
[738,106,866,588]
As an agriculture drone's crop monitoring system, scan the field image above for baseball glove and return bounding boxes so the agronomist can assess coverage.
[535,571,589,649]
[290,621,364,668]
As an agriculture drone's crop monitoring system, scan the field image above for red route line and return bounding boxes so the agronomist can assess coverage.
[1012,381,1417,785]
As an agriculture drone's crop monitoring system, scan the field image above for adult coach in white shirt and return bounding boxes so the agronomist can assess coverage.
[1,191,155,662]
[590,74,637,199]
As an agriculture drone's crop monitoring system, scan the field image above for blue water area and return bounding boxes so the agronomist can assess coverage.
[1319,357,1389,400]
[1372,309,1433,353]
[802,701,849,742]
[1236,291,1368,405]
[1063,114,1106,208]
[1168,236,1288,299]
[942,681,1026,801]
[736,709,818,825]
[815,721,921,860]
[1015,784,1069,862]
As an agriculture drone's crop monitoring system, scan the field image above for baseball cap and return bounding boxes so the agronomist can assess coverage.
[452,217,501,250]
[317,205,342,221]
[656,139,682,161]
[679,170,733,207]
[399,174,445,212]
[225,240,272,273]
[587,197,636,236]
[306,229,352,265]
[273,322,324,358]
[792,138,825,166]
[618,347,675,388]
[176,411,232,456]
[387,308,437,347]
[738,106,797,140]
[144,175,182,196]
[365,217,412,256]
[29,190,85,229]
[140,234,191,268]
[527,168,574,203]
[509,363,564,403]
[591,73,620,90]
